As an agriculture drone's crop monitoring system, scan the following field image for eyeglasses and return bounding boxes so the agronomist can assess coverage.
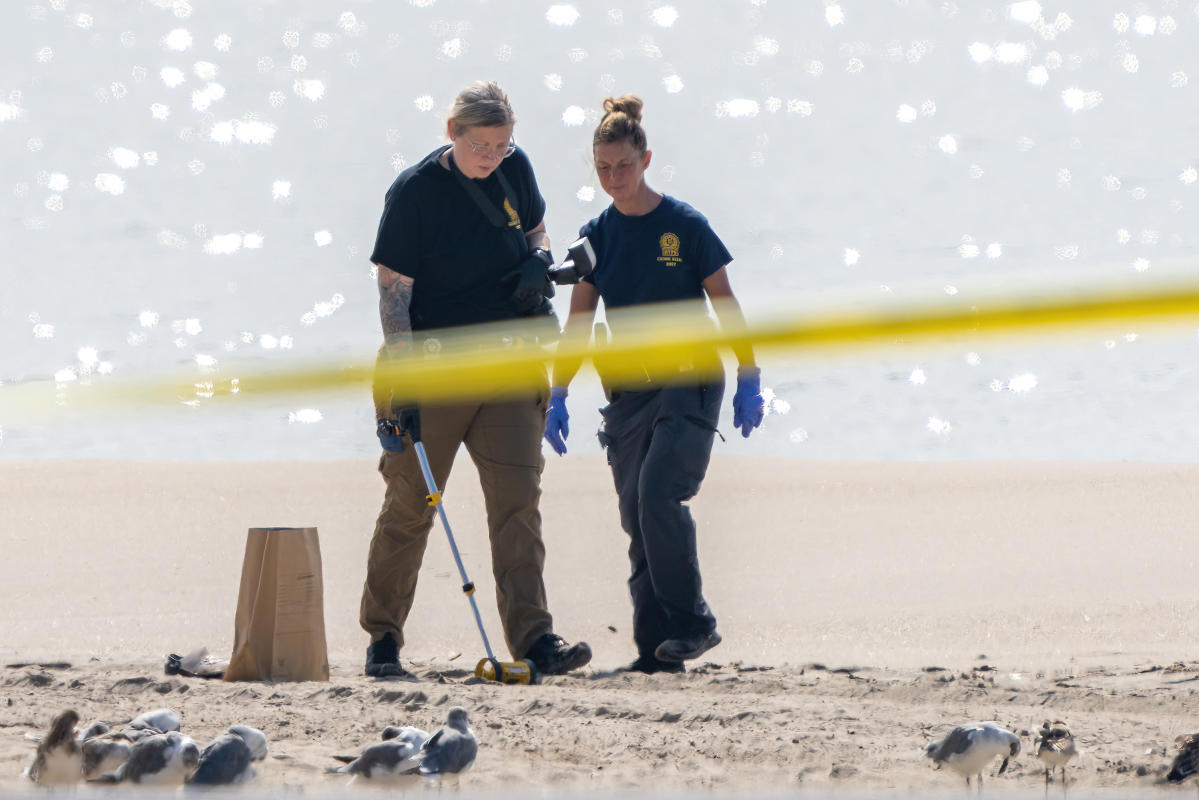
[465,137,516,161]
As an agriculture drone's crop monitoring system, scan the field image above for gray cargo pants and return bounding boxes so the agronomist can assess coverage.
[597,378,723,660]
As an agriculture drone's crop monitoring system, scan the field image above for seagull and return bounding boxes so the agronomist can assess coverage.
[382,724,429,747]
[417,706,478,780]
[118,726,165,742]
[225,725,268,761]
[925,721,1021,791]
[76,720,110,742]
[129,708,181,733]
[333,732,427,784]
[332,709,475,785]
[186,732,256,787]
[81,736,132,780]
[24,709,82,785]
[1035,720,1078,792]
[1167,733,1199,787]
[104,731,200,785]
[74,720,131,779]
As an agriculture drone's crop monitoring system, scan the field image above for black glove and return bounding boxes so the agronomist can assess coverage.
[397,406,421,443]
[505,249,553,314]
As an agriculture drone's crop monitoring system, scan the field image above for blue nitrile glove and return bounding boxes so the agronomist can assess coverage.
[377,418,405,452]
[543,386,570,455]
[732,366,764,438]
[376,406,420,452]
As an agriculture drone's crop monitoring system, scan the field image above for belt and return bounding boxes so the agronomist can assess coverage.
[418,334,533,356]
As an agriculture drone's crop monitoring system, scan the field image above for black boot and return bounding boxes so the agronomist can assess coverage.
[524,633,592,675]
[654,630,721,662]
[617,654,685,675]
[365,633,409,677]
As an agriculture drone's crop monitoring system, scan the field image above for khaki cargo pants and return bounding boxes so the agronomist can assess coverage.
[360,393,553,659]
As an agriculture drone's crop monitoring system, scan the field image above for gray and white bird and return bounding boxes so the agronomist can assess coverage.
[106,731,200,785]
[81,734,132,780]
[128,708,181,733]
[76,720,110,742]
[1167,733,1199,787]
[117,726,165,743]
[1035,720,1078,792]
[225,725,268,761]
[382,724,429,748]
[58,719,133,779]
[417,706,478,780]
[186,732,256,787]
[334,732,428,785]
[925,721,1021,791]
[24,709,82,785]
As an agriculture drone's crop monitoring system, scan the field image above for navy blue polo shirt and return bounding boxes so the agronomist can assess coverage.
[370,145,545,331]
[580,195,731,321]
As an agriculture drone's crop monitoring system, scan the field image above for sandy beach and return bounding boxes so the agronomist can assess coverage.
[3,455,1199,792]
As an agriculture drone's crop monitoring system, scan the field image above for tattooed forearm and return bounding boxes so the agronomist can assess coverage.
[377,264,415,358]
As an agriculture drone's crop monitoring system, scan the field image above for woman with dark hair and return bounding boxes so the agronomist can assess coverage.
[362,80,590,678]
[545,95,765,674]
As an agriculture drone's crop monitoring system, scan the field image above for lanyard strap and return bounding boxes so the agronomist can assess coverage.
[448,150,522,230]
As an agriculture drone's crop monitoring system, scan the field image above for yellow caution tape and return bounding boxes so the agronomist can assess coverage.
[3,278,1198,417]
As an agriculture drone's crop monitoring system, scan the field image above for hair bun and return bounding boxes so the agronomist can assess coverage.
[602,94,643,122]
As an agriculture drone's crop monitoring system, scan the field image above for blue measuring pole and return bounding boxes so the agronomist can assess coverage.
[411,440,498,664]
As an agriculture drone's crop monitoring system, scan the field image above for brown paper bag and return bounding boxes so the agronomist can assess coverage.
[224,527,330,682]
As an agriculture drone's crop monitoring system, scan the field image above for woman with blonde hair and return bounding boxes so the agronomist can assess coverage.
[362,80,590,678]
[545,95,764,674]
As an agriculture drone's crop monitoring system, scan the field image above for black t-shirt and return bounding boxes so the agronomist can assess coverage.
[581,194,732,321]
[370,145,546,330]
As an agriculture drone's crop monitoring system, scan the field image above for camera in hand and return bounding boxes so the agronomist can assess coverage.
[547,236,595,285]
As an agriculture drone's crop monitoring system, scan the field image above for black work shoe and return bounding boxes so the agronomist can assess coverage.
[524,633,592,676]
[618,654,685,675]
[365,633,409,677]
[654,630,722,662]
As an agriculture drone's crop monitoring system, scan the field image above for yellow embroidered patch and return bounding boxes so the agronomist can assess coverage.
[503,197,521,228]
[657,232,681,266]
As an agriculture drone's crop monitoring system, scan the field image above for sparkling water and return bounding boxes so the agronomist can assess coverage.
[1,0,1196,460]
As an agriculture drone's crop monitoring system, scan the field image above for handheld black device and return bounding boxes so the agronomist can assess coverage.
[548,236,596,284]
